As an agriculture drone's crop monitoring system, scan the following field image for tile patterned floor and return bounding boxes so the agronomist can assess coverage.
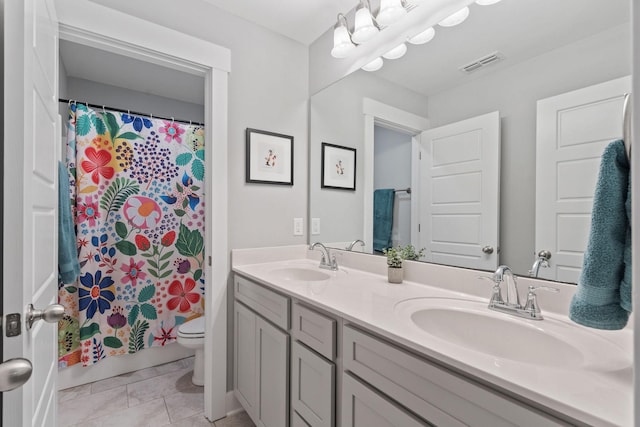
[58,357,255,427]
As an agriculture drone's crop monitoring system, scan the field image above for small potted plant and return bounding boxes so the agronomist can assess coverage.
[383,244,425,284]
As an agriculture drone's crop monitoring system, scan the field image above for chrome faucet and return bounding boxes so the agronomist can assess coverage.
[529,250,551,278]
[493,265,520,307]
[309,242,338,271]
[346,239,365,251]
[479,265,558,320]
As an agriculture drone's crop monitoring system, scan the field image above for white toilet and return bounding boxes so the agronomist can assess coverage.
[177,316,205,386]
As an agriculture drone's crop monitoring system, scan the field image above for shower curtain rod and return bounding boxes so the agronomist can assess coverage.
[58,98,205,127]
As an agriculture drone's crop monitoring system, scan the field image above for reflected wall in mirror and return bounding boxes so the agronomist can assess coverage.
[309,0,631,282]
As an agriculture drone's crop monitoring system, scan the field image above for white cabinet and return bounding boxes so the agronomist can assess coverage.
[342,373,430,427]
[291,341,335,427]
[234,276,290,427]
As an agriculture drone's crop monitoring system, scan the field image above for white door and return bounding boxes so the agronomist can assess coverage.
[535,76,630,282]
[419,111,500,270]
[3,0,60,426]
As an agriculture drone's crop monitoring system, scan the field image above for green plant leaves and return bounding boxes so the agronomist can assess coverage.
[176,153,193,166]
[115,221,128,239]
[191,159,205,181]
[100,178,140,218]
[115,240,137,256]
[76,114,91,136]
[116,131,142,141]
[138,285,155,303]
[194,269,203,281]
[140,303,157,320]
[128,304,140,326]
[195,149,205,161]
[103,336,123,348]
[79,322,101,340]
[176,224,204,259]
[128,320,149,353]
[91,115,106,135]
[105,112,120,140]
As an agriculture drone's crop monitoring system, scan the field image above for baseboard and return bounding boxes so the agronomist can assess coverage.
[58,344,195,390]
[226,390,243,416]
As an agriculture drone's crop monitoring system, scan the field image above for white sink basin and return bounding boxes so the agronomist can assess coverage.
[395,298,629,370]
[269,267,331,282]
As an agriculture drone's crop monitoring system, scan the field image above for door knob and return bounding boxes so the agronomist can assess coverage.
[26,303,64,330]
[0,358,32,392]
[482,246,494,254]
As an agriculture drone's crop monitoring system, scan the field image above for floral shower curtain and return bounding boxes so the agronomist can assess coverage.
[58,104,206,368]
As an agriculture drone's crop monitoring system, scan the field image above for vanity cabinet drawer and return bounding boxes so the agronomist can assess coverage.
[291,341,335,427]
[343,325,570,427]
[235,274,290,330]
[292,303,336,360]
[342,372,430,427]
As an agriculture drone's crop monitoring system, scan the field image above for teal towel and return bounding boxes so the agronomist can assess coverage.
[373,189,394,252]
[569,140,631,330]
[58,162,80,284]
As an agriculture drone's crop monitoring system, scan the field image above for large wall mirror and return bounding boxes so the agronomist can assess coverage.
[309,0,630,282]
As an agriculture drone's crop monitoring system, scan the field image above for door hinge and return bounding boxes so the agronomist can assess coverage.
[208,256,212,266]
[419,152,422,160]
[418,224,421,232]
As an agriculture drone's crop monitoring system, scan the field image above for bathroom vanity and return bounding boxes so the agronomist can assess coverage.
[232,246,632,427]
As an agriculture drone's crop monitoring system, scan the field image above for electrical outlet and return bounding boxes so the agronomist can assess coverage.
[293,218,304,236]
[311,218,320,235]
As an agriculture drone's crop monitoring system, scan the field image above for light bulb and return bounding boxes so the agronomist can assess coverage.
[352,0,379,44]
[407,27,435,45]
[438,6,469,27]
[382,43,407,60]
[476,0,502,5]
[362,57,383,72]
[376,0,407,27]
[331,14,355,58]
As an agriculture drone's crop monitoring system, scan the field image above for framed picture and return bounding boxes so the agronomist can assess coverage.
[246,128,294,185]
[321,143,356,190]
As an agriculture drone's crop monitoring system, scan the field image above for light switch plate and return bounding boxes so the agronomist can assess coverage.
[311,218,320,235]
[293,218,304,236]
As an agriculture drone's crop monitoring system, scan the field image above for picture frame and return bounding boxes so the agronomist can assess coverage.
[246,128,294,185]
[321,142,356,191]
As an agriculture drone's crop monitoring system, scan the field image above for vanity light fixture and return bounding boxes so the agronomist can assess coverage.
[352,0,379,44]
[331,14,356,58]
[332,0,503,72]
[376,0,408,27]
[407,26,435,45]
[438,6,470,27]
[362,57,384,72]
[382,43,408,59]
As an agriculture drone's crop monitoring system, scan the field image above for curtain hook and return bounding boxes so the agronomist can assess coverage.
[150,113,153,120]
[189,119,192,126]
[171,117,175,124]
[102,105,106,114]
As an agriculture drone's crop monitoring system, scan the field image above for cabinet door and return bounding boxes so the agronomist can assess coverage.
[234,302,258,420]
[291,341,335,427]
[293,411,312,427]
[342,373,431,427]
[257,316,290,427]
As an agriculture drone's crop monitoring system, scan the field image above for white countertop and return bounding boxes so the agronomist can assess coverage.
[231,246,633,427]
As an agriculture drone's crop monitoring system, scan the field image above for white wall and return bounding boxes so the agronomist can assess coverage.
[374,125,412,247]
[310,70,427,246]
[426,24,631,273]
[65,77,205,123]
[87,0,309,252]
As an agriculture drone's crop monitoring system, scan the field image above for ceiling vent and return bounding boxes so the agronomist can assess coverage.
[459,51,504,74]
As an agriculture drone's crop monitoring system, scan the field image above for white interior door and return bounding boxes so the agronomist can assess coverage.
[535,76,630,282]
[3,0,60,426]
[419,111,500,270]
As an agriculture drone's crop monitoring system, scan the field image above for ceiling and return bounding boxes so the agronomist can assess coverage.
[371,0,630,97]
[202,0,359,45]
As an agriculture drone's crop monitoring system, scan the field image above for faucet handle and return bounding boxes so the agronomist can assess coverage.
[478,276,504,305]
[523,285,559,318]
